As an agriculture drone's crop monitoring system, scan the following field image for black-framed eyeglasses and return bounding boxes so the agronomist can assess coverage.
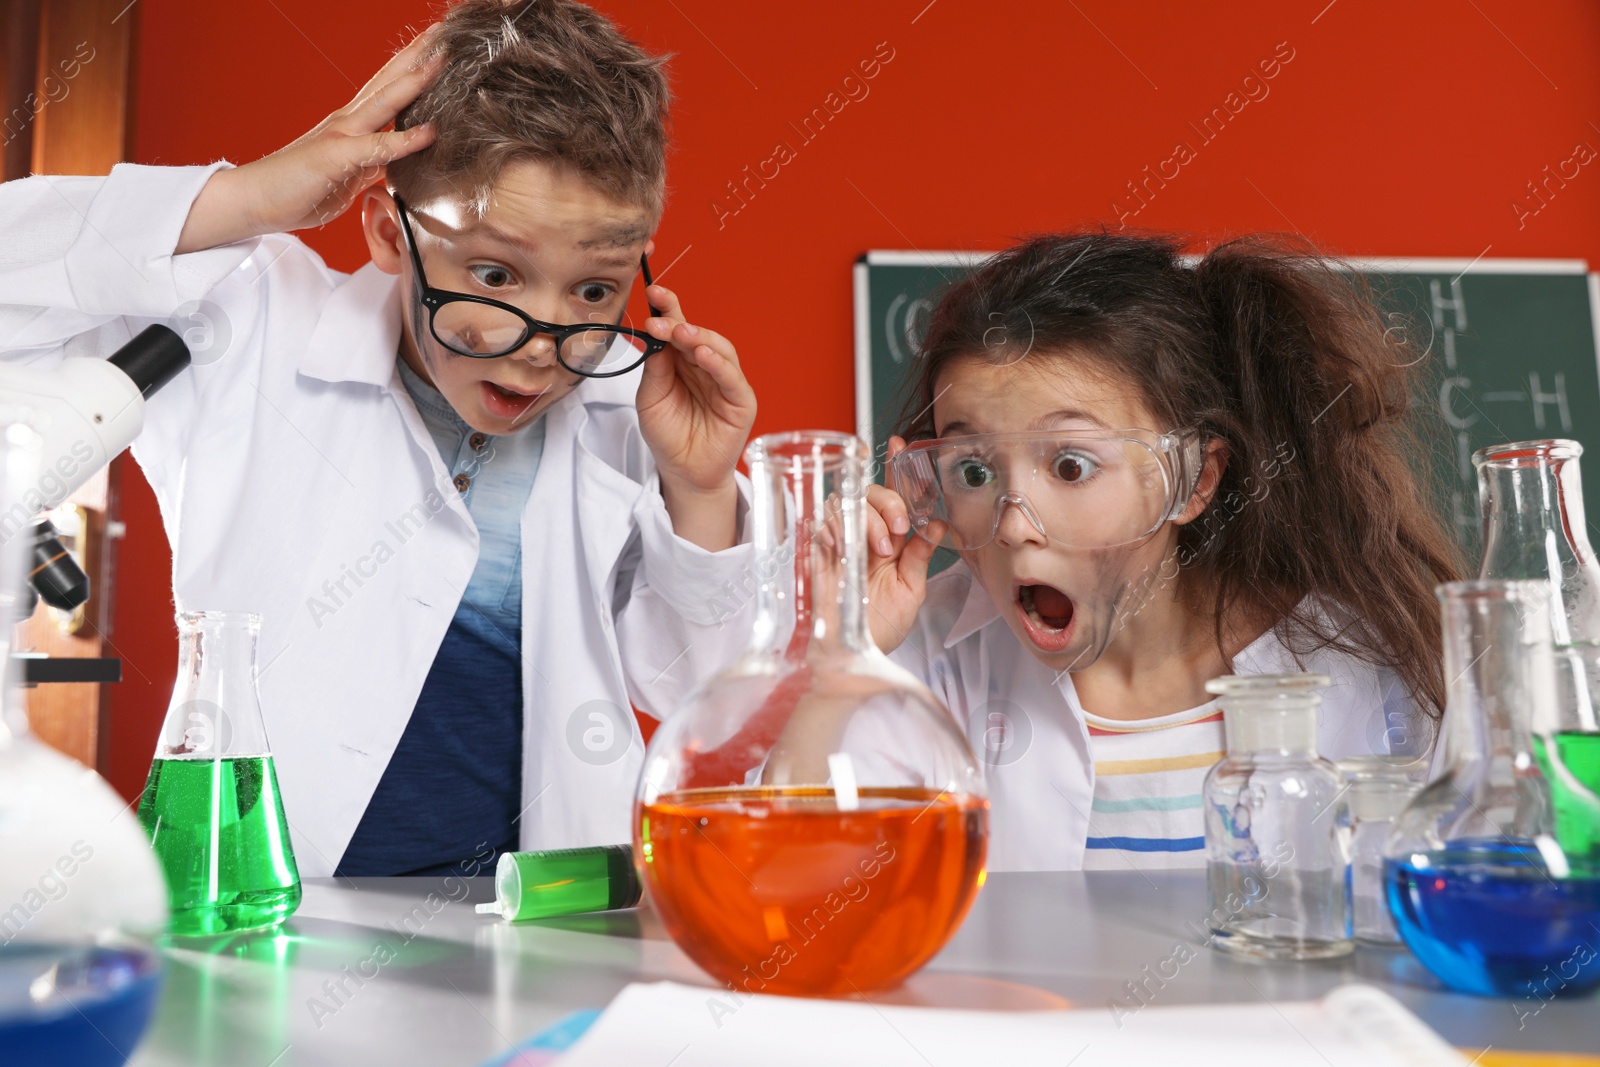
[394,195,666,378]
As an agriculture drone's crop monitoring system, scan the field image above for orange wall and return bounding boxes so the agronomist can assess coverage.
[108,0,1600,798]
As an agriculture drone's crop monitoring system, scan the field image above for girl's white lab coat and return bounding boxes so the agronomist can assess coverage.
[890,562,1422,872]
[0,163,755,876]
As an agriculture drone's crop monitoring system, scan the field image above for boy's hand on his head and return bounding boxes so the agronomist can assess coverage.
[636,283,758,554]
[862,437,940,655]
[176,25,445,254]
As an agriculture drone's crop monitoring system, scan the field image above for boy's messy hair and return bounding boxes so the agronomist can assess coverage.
[897,232,1464,718]
[389,0,670,218]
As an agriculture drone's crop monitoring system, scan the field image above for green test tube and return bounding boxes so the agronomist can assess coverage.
[474,844,641,921]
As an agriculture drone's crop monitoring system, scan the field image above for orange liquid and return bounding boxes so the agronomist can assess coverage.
[636,786,988,996]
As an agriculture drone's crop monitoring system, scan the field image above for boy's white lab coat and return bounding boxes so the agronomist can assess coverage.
[890,562,1422,872]
[0,163,755,875]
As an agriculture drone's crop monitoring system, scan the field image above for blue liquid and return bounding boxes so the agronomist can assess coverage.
[0,945,163,1066]
[1386,839,1600,998]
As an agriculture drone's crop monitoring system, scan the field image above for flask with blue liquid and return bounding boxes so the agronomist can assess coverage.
[0,422,169,1066]
[1383,579,1600,999]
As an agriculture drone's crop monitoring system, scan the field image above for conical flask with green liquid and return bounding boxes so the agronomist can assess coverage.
[1476,440,1600,870]
[138,611,300,935]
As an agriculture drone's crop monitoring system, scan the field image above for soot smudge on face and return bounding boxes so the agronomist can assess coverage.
[1054,548,1144,674]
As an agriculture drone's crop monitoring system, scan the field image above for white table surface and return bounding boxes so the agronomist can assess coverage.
[126,871,1598,1066]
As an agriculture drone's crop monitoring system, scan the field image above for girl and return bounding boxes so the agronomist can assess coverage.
[862,233,1462,872]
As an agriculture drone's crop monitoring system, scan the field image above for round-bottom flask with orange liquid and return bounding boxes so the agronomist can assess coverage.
[634,432,988,997]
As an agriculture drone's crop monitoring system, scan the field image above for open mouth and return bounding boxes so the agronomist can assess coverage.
[1017,583,1075,652]
[480,381,546,420]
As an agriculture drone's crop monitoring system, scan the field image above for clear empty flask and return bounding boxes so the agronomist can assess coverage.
[1202,674,1352,960]
[138,612,301,936]
[1337,756,1422,944]
[634,432,987,997]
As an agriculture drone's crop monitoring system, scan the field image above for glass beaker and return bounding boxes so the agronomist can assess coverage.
[138,611,301,936]
[1337,756,1422,944]
[1201,673,1352,960]
[0,422,169,1066]
[1384,580,1600,997]
[634,431,987,997]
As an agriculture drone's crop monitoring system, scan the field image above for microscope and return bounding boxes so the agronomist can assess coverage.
[0,325,190,678]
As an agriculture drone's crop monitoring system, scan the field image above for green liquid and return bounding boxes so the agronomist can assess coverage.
[1533,731,1600,871]
[501,844,640,920]
[137,755,302,936]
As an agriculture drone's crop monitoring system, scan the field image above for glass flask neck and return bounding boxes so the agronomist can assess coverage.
[156,610,271,758]
[745,432,875,657]
[1435,580,1555,782]
[1475,439,1600,645]
[1206,673,1328,756]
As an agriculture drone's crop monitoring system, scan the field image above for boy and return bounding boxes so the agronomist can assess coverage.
[0,0,757,876]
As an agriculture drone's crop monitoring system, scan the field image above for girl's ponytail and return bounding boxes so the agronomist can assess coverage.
[1191,239,1462,713]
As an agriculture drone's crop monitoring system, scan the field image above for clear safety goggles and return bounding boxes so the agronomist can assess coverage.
[889,429,1204,551]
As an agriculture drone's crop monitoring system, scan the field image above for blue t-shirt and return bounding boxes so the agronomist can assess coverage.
[336,360,545,876]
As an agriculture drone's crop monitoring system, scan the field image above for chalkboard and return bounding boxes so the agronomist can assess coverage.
[853,252,1600,558]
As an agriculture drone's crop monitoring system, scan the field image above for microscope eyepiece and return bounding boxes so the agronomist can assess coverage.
[107,324,191,399]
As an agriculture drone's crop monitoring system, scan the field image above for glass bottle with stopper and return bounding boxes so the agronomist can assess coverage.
[1202,673,1352,960]
[138,611,301,936]
[634,431,988,997]
[1337,755,1422,944]
[1384,580,1600,997]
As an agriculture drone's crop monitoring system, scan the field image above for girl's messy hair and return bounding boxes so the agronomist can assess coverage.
[895,232,1463,715]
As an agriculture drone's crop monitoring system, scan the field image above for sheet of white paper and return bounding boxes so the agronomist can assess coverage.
[557,980,1466,1067]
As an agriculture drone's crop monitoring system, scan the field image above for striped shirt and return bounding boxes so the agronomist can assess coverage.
[888,561,1423,871]
[1079,704,1225,870]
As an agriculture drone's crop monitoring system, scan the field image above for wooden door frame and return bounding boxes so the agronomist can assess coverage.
[2,0,142,770]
